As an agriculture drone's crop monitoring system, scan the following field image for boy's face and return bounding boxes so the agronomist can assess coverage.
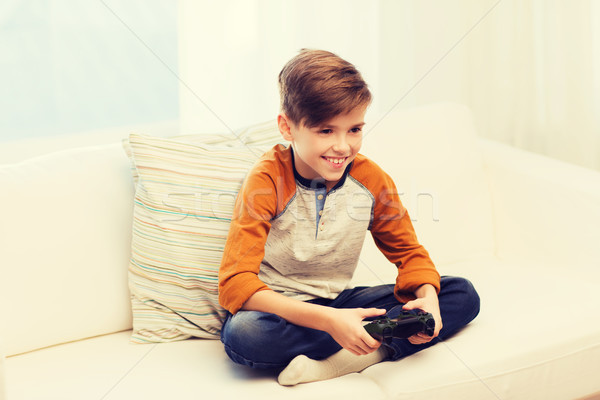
[278,106,367,190]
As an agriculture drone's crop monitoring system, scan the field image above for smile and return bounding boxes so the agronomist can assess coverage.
[323,156,347,166]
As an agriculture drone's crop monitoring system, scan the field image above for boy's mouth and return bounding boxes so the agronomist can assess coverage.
[322,156,348,167]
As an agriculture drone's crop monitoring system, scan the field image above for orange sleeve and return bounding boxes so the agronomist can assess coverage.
[218,145,296,314]
[353,156,441,302]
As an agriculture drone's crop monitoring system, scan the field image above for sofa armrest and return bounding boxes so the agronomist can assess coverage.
[479,138,600,271]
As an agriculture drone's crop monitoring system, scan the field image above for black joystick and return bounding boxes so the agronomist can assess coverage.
[364,308,435,344]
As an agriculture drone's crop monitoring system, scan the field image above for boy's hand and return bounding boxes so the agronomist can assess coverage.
[325,307,386,356]
[402,284,443,345]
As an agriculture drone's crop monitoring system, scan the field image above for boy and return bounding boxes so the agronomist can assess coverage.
[218,49,479,386]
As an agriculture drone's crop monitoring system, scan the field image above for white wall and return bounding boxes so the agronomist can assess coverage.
[178,0,600,171]
[3,1,598,170]
[178,0,381,134]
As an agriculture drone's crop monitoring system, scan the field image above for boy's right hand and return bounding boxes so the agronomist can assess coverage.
[325,307,386,356]
[242,291,385,355]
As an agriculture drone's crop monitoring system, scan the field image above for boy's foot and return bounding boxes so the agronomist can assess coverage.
[277,348,387,386]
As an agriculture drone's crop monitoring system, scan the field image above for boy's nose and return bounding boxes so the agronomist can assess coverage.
[332,134,350,153]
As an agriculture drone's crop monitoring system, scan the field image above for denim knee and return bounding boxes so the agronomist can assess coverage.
[383,276,480,361]
[439,275,481,328]
[454,276,480,322]
[220,310,341,369]
[221,311,292,368]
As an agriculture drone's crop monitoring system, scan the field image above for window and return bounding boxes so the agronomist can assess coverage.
[0,0,178,142]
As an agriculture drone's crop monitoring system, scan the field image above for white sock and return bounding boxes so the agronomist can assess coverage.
[278,347,387,386]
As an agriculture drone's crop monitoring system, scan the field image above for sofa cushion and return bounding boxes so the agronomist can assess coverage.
[360,103,494,266]
[361,255,600,400]
[4,331,388,400]
[5,257,599,400]
[124,122,283,343]
[0,144,134,356]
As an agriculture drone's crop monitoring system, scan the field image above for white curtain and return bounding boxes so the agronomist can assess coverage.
[178,0,600,171]
[461,0,600,170]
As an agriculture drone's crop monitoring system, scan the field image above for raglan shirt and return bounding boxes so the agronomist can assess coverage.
[218,144,440,314]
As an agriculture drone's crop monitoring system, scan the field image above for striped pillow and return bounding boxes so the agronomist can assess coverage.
[122,122,281,184]
[124,121,281,343]
[235,119,287,148]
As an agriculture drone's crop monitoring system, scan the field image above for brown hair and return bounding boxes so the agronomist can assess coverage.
[278,49,372,128]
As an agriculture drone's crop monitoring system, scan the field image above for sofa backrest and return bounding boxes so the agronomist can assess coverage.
[0,143,134,356]
[357,103,494,280]
[0,103,495,355]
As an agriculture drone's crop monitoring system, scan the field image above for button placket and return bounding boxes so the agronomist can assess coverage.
[315,189,327,237]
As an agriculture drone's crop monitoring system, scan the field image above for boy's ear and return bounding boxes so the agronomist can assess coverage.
[277,114,294,141]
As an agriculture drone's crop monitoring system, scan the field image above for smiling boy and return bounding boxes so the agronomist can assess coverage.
[281,105,365,190]
[218,49,480,385]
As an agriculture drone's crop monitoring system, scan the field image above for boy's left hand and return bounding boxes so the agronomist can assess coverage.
[402,284,442,345]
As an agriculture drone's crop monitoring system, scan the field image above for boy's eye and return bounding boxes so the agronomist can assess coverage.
[319,129,333,134]
[350,127,363,133]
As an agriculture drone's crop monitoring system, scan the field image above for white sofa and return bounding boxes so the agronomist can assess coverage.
[1,103,599,400]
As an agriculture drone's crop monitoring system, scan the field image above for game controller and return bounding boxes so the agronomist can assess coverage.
[364,308,435,344]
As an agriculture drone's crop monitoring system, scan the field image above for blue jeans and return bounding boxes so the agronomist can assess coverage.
[220,276,480,370]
